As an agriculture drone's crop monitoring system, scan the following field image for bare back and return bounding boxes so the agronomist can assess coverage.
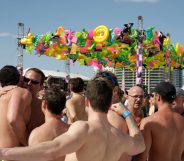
[66,94,87,124]
[138,109,184,161]
[65,119,137,161]
[29,119,69,161]
[0,86,31,147]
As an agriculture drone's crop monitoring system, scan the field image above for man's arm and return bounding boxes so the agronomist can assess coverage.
[0,85,17,96]
[0,89,7,96]
[134,119,152,161]
[7,89,31,146]
[0,121,88,161]
[111,103,145,156]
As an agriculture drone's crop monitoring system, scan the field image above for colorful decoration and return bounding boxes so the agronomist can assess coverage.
[20,24,184,70]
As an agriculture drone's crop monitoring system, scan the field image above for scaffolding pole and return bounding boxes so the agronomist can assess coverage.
[136,16,144,85]
[17,22,24,75]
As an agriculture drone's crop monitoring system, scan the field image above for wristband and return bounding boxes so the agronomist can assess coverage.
[122,110,131,119]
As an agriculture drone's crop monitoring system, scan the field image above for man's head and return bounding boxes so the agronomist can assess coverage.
[0,65,20,87]
[68,77,84,93]
[93,70,119,103]
[23,68,45,96]
[42,87,66,115]
[153,81,176,107]
[173,88,184,114]
[127,85,144,111]
[85,80,113,113]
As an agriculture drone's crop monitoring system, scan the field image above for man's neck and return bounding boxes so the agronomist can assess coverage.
[44,112,61,123]
[87,106,108,122]
[71,92,84,97]
[157,103,172,111]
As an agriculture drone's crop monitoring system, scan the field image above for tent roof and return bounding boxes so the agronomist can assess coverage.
[23,68,91,81]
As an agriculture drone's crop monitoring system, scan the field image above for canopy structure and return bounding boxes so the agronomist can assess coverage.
[20,24,184,72]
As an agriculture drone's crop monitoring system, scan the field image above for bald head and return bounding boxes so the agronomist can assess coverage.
[127,86,144,111]
[128,86,144,96]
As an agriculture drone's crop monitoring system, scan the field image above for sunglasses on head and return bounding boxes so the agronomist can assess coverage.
[23,77,40,85]
[101,73,116,86]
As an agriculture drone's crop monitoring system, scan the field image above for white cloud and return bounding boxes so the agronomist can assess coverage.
[0,32,16,38]
[113,0,159,3]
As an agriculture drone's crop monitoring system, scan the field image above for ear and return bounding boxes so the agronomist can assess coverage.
[85,97,90,114]
[157,94,161,102]
[85,97,89,107]
[155,93,161,103]
[41,100,47,112]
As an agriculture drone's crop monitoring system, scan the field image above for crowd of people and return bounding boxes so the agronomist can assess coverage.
[0,65,184,161]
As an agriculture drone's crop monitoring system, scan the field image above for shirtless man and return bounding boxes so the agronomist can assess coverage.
[127,86,144,125]
[0,66,32,150]
[135,82,184,161]
[28,87,69,161]
[94,70,130,161]
[66,77,87,124]
[0,79,145,161]
[23,68,45,133]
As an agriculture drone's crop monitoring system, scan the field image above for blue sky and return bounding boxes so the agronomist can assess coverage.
[0,0,184,78]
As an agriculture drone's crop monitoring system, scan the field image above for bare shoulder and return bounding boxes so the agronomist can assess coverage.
[140,115,155,130]
[67,121,89,135]
[28,124,52,145]
[66,99,72,105]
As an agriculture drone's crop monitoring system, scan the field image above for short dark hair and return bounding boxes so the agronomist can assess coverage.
[86,80,113,113]
[154,81,176,103]
[44,87,66,115]
[25,68,45,85]
[68,77,84,93]
[93,70,119,88]
[0,65,20,87]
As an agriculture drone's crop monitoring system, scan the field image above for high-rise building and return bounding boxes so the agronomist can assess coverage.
[115,68,183,93]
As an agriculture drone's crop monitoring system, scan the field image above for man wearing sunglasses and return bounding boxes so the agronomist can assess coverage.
[23,68,46,134]
[0,65,32,149]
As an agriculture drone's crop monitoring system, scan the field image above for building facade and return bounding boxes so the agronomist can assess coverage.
[115,68,183,93]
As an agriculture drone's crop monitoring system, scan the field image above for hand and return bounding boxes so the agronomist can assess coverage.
[111,102,128,116]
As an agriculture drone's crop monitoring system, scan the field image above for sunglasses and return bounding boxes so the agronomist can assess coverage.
[23,77,40,85]
[97,73,116,86]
